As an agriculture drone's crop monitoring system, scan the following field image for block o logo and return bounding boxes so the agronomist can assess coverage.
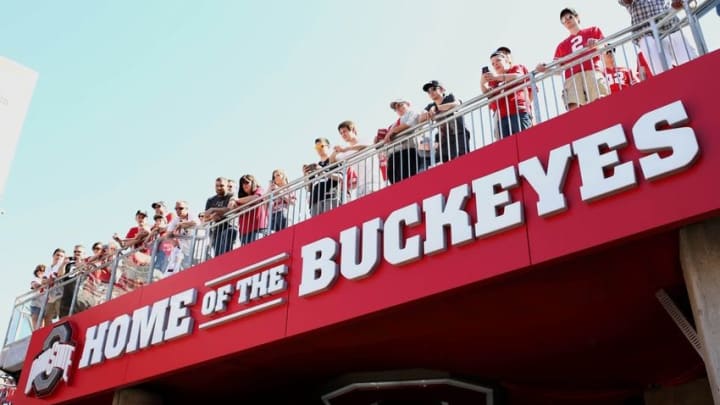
[24,322,76,397]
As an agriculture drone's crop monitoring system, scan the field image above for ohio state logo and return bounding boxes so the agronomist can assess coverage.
[24,323,76,397]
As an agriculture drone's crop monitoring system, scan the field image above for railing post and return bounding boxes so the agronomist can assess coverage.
[147,238,160,284]
[105,255,121,303]
[683,0,708,55]
[530,71,543,124]
[650,19,671,72]
[69,272,84,316]
[427,123,436,168]
[189,228,199,266]
[267,189,276,233]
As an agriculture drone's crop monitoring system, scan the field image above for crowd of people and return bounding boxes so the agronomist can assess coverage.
[23,1,701,330]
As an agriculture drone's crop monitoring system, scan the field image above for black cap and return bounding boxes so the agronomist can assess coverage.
[495,46,512,55]
[560,7,578,19]
[135,210,148,218]
[422,80,443,92]
[151,201,165,209]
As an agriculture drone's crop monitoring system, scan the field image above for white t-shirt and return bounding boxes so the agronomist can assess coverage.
[340,136,381,198]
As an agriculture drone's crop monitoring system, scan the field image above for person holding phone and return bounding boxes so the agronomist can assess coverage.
[481,50,533,139]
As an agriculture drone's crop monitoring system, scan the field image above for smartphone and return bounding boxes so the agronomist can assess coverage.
[482,66,490,74]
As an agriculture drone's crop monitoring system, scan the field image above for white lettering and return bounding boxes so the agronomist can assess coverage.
[519,144,574,217]
[340,218,383,280]
[299,237,339,297]
[422,184,474,255]
[383,203,423,266]
[633,100,699,181]
[79,321,109,368]
[201,291,216,316]
[103,314,131,360]
[267,265,288,294]
[573,124,637,202]
[249,271,269,300]
[472,166,524,238]
[126,298,169,353]
[164,288,196,341]
[215,284,234,312]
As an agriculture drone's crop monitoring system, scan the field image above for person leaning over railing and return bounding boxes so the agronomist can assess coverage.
[43,248,68,325]
[268,169,295,232]
[58,244,86,318]
[303,138,343,217]
[202,177,237,257]
[331,120,381,200]
[146,214,173,272]
[231,174,268,245]
[618,0,698,75]
[383,99,424,184]
[480,50,533,139]
[29,264,48,329]
[536,8,609,111]
[422,80,471,163]
[112,210,150,251]
[167,201,200,270]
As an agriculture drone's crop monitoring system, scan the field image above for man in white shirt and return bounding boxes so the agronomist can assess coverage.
[166,200,199,270]
[332,120,381,199]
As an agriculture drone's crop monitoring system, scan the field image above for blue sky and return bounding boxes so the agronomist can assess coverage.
[0,1,717,339]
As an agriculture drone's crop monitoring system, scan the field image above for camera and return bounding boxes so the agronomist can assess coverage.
[482,66,490,74]
[303,163,320,173]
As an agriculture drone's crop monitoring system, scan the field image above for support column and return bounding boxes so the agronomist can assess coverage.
[112,388,162,405]
[680,217,720,404]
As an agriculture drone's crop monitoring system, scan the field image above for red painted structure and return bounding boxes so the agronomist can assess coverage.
[16,51,720,404]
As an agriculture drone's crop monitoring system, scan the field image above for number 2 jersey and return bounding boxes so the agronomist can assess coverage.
[554,26,605,79]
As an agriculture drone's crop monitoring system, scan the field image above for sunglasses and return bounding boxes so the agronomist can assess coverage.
[175,206,187,210]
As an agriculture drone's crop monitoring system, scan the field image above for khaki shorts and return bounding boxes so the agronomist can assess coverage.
[562,70,609,109]
[44,300,60,319]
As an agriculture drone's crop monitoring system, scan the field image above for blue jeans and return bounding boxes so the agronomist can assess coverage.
[153,250,167,272]
[240,229,267,245]
[499,112,532,138]
[212,225,237,256]
[270,210,288,232]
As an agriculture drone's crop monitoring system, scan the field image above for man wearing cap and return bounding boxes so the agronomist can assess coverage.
[113,210,150,251]
[152,201,173,223]
[422,80,470,163]
[384,99,421,183]
[536,8,609,111]
[618,0,697,75]
[203,177,238,256]
[481,50,533,138]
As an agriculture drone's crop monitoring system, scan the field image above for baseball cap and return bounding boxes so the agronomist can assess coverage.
[560,8,578,19]
[422,80,443,92]
[389,99,410,110]
[135,210,148,218]
[151,201,165,209]
[495,46,512,55]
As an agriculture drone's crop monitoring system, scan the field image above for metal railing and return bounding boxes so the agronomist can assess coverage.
[3,0,717,352]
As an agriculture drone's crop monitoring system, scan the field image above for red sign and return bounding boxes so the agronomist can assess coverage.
[17,51,720,404]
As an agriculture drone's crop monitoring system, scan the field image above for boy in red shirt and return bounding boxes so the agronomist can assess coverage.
[537,8,609,111]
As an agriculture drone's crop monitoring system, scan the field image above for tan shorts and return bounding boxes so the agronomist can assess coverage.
[44,300,60,319]
[562,71,609,109]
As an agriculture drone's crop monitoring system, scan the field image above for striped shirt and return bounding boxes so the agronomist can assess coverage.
[618,0,681,32]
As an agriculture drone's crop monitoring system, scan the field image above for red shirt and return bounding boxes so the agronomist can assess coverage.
[604,66,637,94]
[554,26,604,79]
[237,187,268,234]
[488,64,531,117]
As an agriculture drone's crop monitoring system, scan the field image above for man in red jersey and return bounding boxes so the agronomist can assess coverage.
[537,8,609,111]
[602,48,639,94]
[481,50,533,138]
